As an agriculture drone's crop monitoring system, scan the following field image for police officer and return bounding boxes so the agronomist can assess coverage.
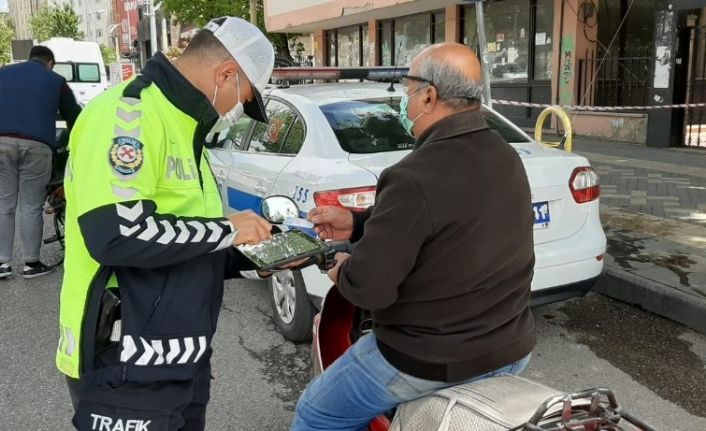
[57,17,275,430]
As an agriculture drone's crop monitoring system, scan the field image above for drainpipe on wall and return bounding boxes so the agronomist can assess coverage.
[555,0,565,105]
[471,0,492,107]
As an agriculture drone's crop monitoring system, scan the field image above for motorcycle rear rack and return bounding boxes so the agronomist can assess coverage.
[510,388,656,431]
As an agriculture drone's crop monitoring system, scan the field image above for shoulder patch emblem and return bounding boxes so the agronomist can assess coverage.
[110,137,144,176]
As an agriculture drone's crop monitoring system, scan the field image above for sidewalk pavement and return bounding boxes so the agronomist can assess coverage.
[572,138,706,335]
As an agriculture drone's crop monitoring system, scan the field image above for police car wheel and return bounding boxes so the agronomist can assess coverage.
[269,270,314,342]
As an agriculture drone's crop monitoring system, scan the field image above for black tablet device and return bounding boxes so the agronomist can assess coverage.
[237,230,332,271]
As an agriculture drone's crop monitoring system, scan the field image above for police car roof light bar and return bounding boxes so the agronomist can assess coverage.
[271,67,410,83]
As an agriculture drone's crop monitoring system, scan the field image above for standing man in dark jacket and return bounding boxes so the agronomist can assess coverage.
[292,43,536,430]
[0,46,82,279]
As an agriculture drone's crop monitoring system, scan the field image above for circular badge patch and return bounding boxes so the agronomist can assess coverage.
[110,137,144,176]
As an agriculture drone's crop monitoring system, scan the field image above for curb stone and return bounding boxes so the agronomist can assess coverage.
[594,265,706,336]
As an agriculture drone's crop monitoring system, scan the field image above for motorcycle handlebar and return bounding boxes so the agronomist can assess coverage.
[329,241,353,254]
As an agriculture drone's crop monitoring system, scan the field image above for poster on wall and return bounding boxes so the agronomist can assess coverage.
[507,47,519,64]
[654,46,671,89]
[117,0,140,55]
[535,32,547,46]
[653,11,675,91]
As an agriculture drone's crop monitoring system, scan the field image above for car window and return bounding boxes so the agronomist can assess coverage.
[481,109,531,143]
[77,63,100,83]
[54,63,74,81]
[219,116,254,151]
[319,99,415,154]
[248,100,299,155]
[281,117,305,155]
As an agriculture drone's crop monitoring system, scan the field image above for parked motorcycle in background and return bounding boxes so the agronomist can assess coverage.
[259,196,658,431]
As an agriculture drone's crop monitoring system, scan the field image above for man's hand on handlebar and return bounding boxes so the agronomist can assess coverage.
[307,206,354,241]
[257,258,310,278]
[327,252,350,284]
[228,211,272,245]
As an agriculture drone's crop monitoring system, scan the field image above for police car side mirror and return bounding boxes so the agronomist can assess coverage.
[260,196,299,224]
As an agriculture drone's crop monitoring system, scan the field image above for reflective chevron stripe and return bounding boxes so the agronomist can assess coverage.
[214,221,237,251]
[166,339,180,364]
[121,335,138,363]
[136,217,159,241]
[175,220,190,244]
[157,220,176,244]
[187,221,206,242]
[152,340,165,366]
[121,335,208,366]
[116,201,144,222]
[116,206,229,248]
[57,325,76,356]
[205,221,223,243]
[114,97,142,140]
[193,336,207,362]
[178,337,195,364]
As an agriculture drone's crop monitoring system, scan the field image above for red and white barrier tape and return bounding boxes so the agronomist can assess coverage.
[491,99,706,111]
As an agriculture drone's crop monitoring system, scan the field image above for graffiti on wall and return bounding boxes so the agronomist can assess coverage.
[559,35,575,105]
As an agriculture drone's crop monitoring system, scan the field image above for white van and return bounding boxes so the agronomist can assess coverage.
[40,37,109,105]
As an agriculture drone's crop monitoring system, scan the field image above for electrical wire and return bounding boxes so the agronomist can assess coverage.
[569,0,637,125]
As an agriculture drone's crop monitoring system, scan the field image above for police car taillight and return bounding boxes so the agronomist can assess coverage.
[569,167,600,203]
[314,186,376,212]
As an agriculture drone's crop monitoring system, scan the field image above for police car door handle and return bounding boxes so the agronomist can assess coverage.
[254,185,268,195]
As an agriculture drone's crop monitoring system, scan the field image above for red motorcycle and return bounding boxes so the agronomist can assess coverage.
[259,196,657,431]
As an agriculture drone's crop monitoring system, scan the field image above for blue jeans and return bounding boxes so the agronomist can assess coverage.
[291,333,531,431]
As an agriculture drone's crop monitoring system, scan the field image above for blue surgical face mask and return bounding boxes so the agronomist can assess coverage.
[399,90,425,137]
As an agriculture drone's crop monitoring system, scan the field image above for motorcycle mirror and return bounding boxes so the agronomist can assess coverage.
[260,196,300,224]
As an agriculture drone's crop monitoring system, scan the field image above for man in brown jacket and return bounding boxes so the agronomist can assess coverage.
[291,43,536,431]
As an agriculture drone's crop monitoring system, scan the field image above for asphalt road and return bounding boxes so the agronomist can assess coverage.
[1,234,705,430]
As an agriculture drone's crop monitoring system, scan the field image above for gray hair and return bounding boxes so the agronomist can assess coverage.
[415,57,483,109]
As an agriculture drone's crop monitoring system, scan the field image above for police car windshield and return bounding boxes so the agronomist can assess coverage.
[321,99,530,154]
[320,99,416,154]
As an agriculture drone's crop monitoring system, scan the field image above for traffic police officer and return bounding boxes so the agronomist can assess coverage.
[56,17,275,430]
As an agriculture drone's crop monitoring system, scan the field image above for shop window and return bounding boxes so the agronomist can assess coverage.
[484,0,530,83]
[433,11,446,43]
[380,20,393,66]
[362,25,372,66]
[327,24,371,67]
[394,13,431,66]
[326,30,336,66]
[337,25,361,67]
[533,0,553,80]
[464,0,554,83]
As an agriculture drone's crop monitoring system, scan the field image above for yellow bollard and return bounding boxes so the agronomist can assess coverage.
[534,106,573,153]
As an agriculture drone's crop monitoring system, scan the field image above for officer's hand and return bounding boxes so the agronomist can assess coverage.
[229,211,272,245]
[308,206,354,241]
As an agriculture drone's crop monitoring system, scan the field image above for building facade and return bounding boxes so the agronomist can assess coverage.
[8,0,46,39]
[264,0,706,148]
[69,0,114,46]
[263,0,597,132]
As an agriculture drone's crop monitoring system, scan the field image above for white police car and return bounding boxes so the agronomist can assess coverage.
[208,69,606,342]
